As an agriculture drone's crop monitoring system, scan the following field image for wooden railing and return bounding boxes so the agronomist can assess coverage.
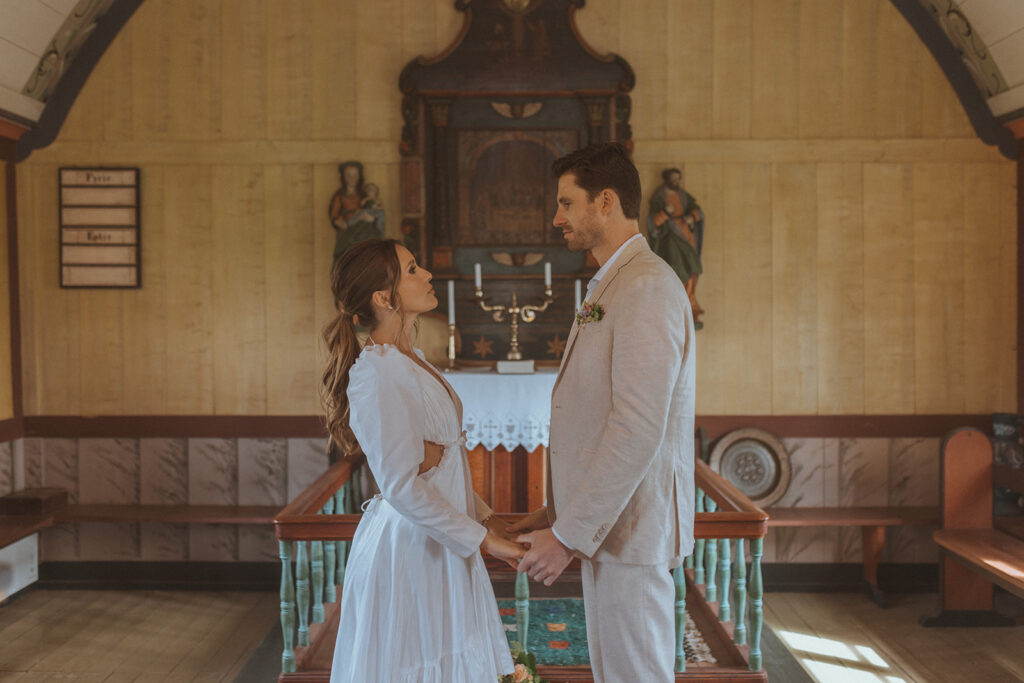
[274,454,769,679]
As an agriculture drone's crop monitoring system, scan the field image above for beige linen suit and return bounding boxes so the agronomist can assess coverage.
[548,236,695,681]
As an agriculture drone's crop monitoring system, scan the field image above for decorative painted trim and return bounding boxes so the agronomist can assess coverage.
[890,0,1016,159]
[18,414,993,440]
[916,0,1007,97]
[0,118,29,143]
[16,0,144,162]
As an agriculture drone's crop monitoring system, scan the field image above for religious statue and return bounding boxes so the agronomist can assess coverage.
[329,161,386,269]
[647,167,704,328]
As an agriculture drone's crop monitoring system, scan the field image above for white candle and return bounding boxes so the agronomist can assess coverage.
[447,280,456,324]
[474,263,482,289]
[574,279,582,310]
[544,262,552,287]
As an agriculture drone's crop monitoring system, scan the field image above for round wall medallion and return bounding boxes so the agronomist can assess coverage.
[708,428,791,507]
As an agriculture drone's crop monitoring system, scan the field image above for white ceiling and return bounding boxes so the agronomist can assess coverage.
[4,0,1024,127]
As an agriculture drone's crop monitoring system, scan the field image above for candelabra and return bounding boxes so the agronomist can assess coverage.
[473,283,555,360]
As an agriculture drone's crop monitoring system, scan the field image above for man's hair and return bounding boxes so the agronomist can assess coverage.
[662,167,682,183]
[552,142,641,219]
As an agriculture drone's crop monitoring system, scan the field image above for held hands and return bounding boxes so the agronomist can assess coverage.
[481,531,526,569]
[515,528,574,587]
[506,506,550,536]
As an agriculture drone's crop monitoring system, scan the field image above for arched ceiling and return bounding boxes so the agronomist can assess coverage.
[2,0,1024,156]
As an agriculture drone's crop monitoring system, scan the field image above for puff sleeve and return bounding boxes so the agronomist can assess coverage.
[347,347,486,557]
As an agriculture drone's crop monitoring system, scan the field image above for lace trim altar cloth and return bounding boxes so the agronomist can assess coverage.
[445,369,557,452]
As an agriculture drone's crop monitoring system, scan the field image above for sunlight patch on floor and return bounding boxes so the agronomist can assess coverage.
[778,629,906,683]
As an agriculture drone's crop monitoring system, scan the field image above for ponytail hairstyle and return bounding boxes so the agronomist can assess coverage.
[322,238,403,453]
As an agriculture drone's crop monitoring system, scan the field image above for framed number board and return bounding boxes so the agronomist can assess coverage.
[59,167,140,288]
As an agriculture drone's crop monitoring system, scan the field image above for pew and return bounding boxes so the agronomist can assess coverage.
[920,428,1024,627]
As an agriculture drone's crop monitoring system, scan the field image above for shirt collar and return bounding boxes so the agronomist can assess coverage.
[587,233,644,296]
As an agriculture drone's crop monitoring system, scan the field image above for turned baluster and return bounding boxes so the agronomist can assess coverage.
[748,537,764,671]
[323,497,337,603]
[334,483,349,586]
[718,537,731,623]
[515,571,530,652]
[732,538,747,645]
[296,541,311,646]
[673,566,687,673]
[279,541,296,673]
[703,498,718,603]
[693,487,706,584]
[311,538,325,623]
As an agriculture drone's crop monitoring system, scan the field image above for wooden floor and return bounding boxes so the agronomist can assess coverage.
[0,590,277,683]
[2,589,1022,682]
[764,592,1024,682]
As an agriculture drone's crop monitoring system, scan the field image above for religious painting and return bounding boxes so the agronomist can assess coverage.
[329,161,385,272]
[456,129,577,247]
[647,167,705,329]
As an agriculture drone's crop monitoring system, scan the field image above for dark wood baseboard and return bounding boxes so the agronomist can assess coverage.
[38,561,281,591]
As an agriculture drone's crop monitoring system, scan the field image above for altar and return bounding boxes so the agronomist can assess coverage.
[446,368,557,513]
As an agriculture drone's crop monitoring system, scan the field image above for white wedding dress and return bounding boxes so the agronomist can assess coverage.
[329,344,514,682]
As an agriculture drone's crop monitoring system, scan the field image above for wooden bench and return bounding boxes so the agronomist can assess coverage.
[766,505,939,606]
[920,428,1024,627]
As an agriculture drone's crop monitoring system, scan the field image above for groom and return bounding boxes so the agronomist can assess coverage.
[510,142,696,681]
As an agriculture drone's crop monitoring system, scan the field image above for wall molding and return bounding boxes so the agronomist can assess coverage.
[13,413,994,440]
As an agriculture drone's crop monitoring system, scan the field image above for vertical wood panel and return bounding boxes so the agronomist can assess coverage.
[167,0,222,140]
[913,164,965,413]
[313,164,341,336]
[356,0,402,140]
[130,0,172,140]
[771,164,818,413]
[620,0,667,141]
[666,0,712,140]
[920,46,975,139]
[963,163,1015,412]
[266,0,313,141]
[79,291,124,414]
[211,166,267,414]
[863,164,915,413]
[15,165,38,415]
[434,0,464,55]
[719,164,772,412]
[752,0,798,139]
[265,165,316,414]
[840,0,879,138]
[816,163,865,414]
[798,0,842,138]
[873,3,922,138]
[0,163,12,419]
[221,0,267,142]
[122,166,166,415]
[163,167,214,413]
[573,0,620,57]
[311,0,356,140]
[688,163,725,414]
[712,0,752,140]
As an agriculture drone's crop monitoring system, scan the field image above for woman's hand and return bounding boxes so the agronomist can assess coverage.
[506,506,549,535]
[481,531,525,569]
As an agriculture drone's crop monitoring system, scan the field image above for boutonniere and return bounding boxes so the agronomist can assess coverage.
[575,302,604,326]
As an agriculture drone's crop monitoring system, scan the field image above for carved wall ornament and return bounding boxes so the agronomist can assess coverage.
[918,0,1008,97]
[23,0,117,101]
[490,101,544,119]
[709,428,791,508]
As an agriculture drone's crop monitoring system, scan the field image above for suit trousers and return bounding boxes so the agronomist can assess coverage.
[580,559,675,682]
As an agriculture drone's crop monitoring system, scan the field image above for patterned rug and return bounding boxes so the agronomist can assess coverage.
[496,598,716,666]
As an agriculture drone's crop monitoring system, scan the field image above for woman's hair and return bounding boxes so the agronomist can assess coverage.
[322,238,402,452]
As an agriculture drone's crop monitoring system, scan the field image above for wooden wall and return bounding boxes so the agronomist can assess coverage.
[15,0,1017,417]
[0,161,13,421]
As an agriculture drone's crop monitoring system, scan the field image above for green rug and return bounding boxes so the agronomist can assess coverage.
[497,598,590,665]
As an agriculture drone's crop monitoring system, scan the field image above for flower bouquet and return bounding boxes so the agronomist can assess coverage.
[500,642,548,683]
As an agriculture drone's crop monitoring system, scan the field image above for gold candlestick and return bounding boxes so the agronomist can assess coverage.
[473,284,555,360]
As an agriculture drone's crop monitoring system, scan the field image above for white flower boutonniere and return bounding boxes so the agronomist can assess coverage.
[575,302,605,326]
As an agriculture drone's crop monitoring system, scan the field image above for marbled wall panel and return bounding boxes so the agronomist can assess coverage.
[888,437,941,562]
[238,525,279,562]
[79,438,140,504]
[188,439,238,561]
[287,438,327,502]
[774,439,838,562]
[140,438,189,561]
[837,438,890,562]
[42,438,78,502]
[0,441,11,495]
[22,438,42,488]
[238,438,287,506]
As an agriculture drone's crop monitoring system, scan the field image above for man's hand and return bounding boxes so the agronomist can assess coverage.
[481,531,525,569]
[506,506,549,537]
[484,515,513,540]
[516,528,573,586]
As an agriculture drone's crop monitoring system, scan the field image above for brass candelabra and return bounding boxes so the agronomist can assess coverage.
[473,283,555,360]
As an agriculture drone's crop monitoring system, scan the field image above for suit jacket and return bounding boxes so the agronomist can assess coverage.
[548,236,695,566]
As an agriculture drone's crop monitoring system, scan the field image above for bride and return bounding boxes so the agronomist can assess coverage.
[322,238,522,682]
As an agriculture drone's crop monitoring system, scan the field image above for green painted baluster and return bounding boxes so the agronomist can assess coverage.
[515,571,530,652]
[311,538,325,623]
[296,540,311,646]
[703,498,717,603]
[323,497,337,603]
[279,541,296,673]
[718,537,731,623]
[351,464,363,510]
[733,538,747,646]
[693,488,706,584]
[673,566,687,673]
[748,537,764,671]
